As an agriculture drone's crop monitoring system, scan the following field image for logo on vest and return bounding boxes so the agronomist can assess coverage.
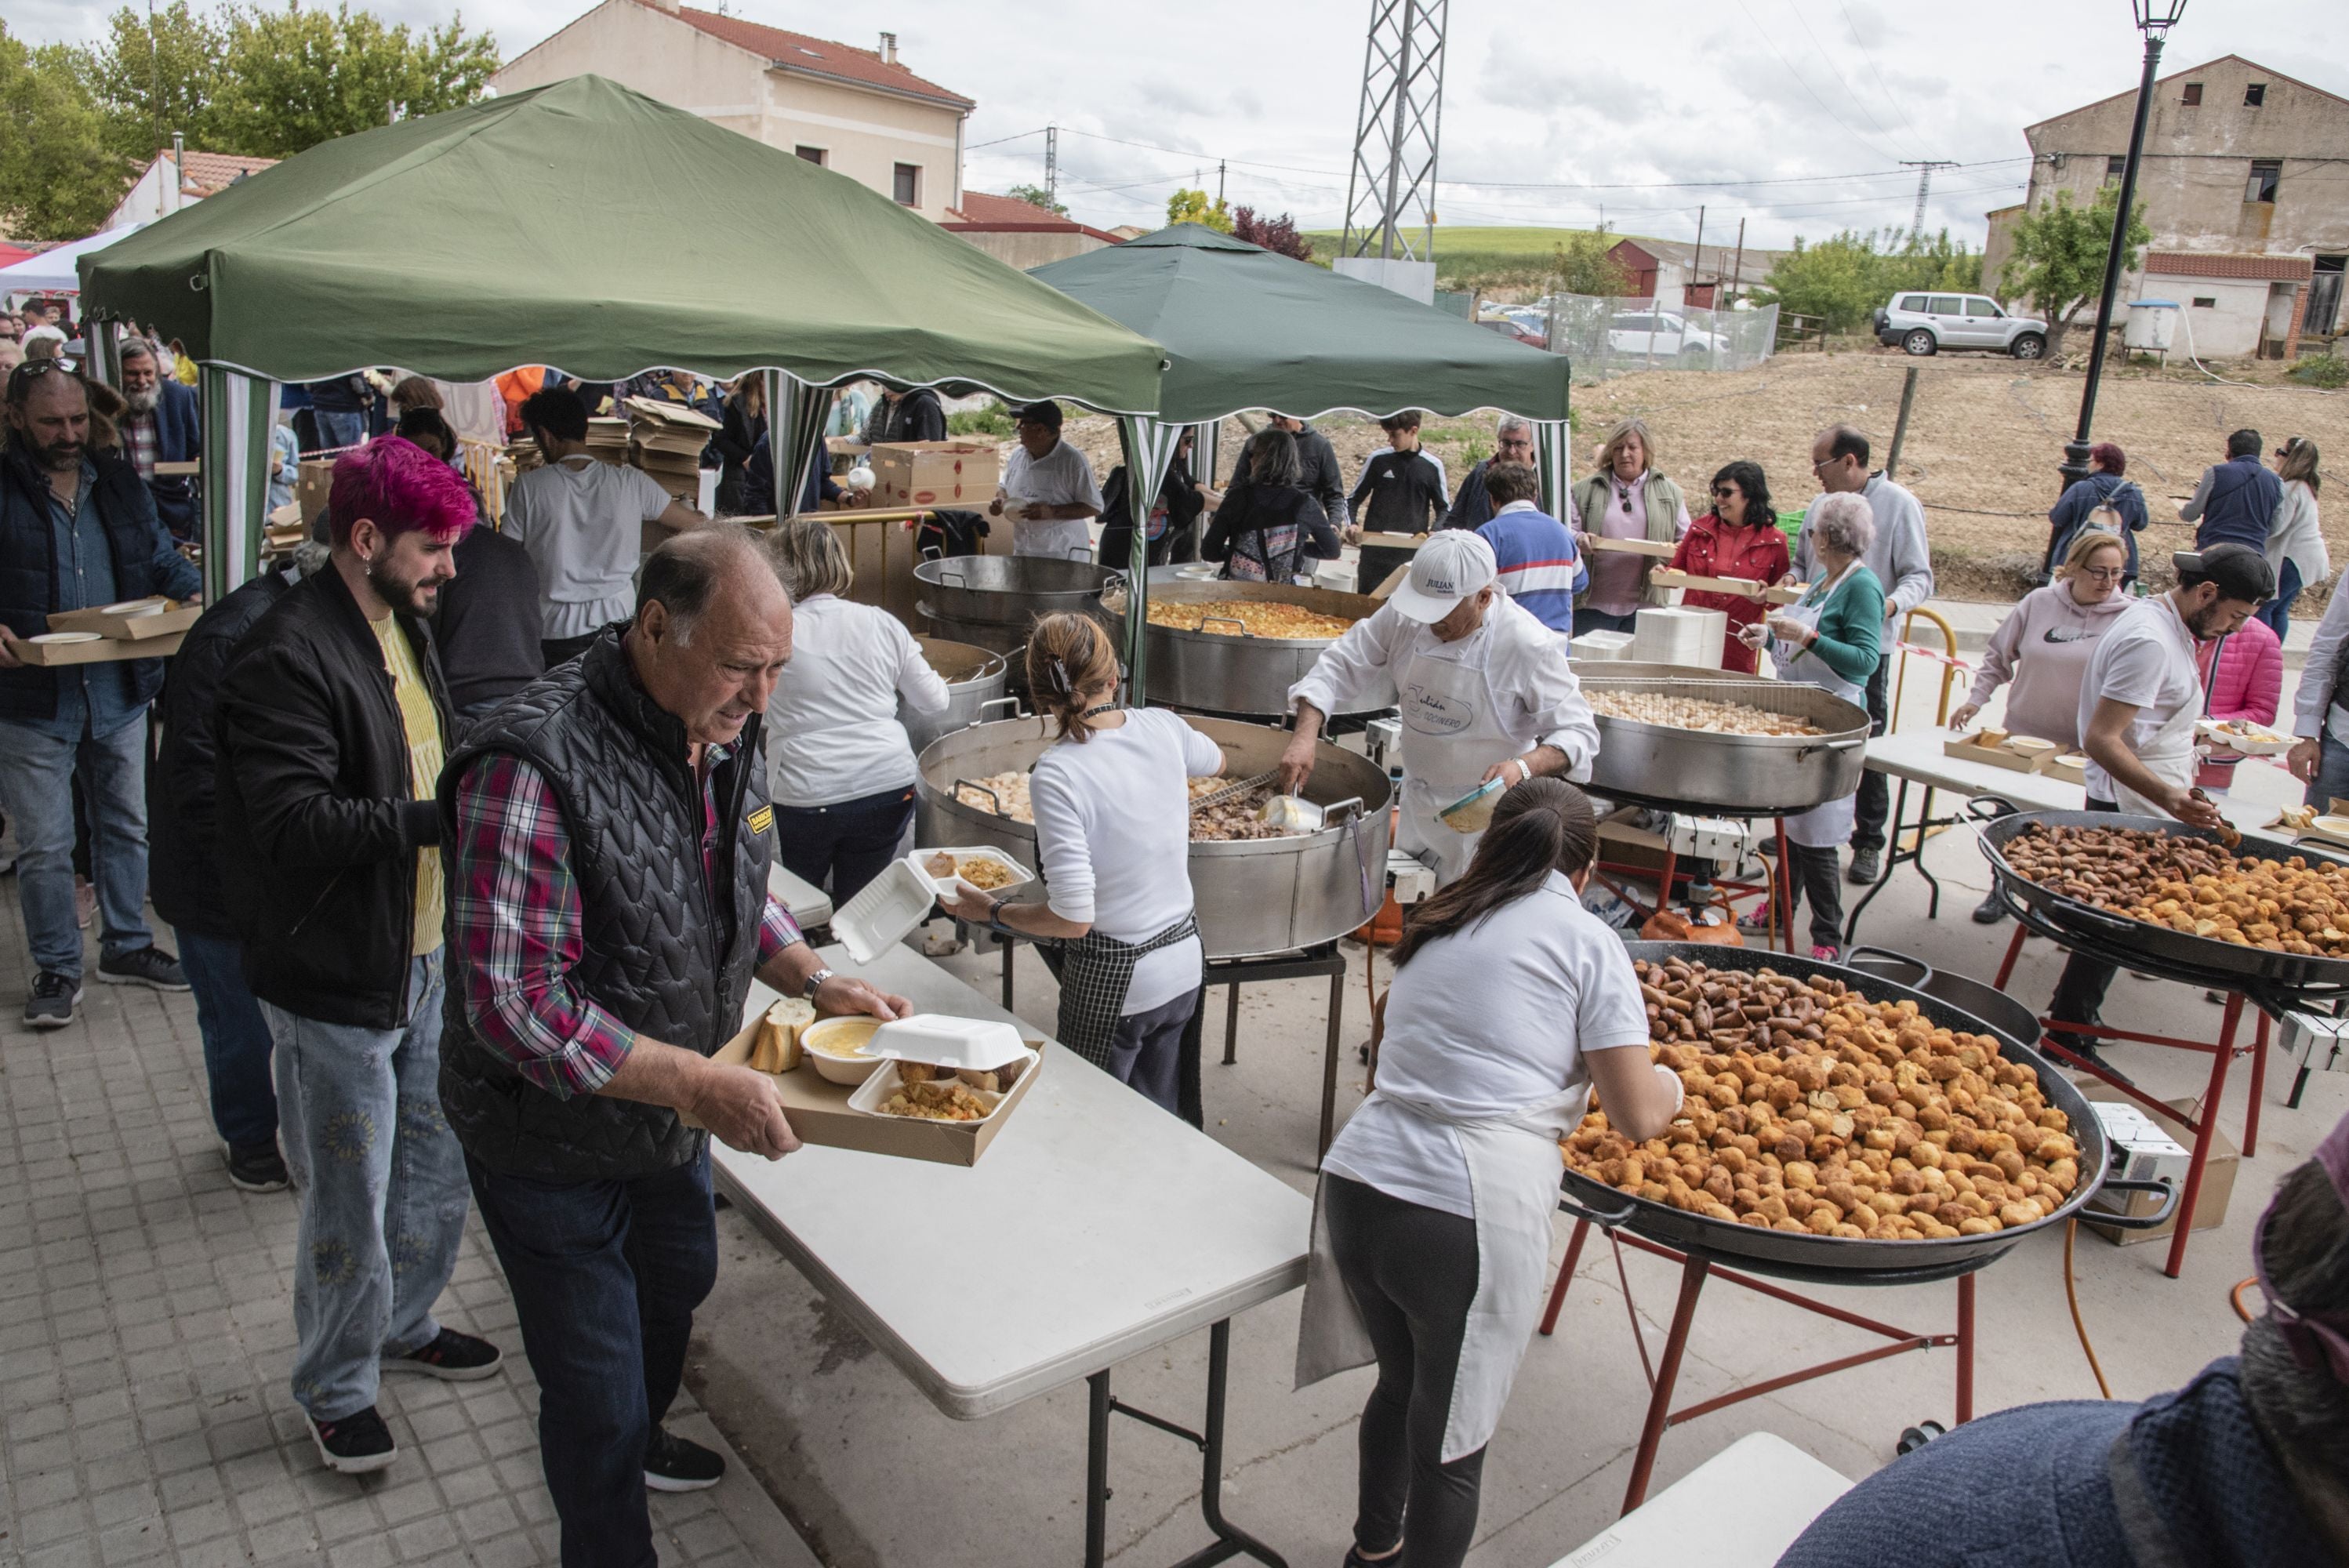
[746,805,773,835]
[1400,682,1476,736]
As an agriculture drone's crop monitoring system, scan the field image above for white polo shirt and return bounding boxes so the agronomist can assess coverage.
[1004,438,1104,559]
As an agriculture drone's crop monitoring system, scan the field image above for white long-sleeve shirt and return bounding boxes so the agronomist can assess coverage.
[2293,579,2349,748]
[2266,478,2328,587]
[1796,473,1935,622]
[1288,595,1600,777]
[764,595,951,807]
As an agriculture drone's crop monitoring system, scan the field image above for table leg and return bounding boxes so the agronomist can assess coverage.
[1003,936,1016,1011]
[2246,1011,2268,1159]
[1222,983,1241,1067]
[1914,786,1941,920]
[1620,1253,1710,1516]
[1776,819,1795,953]
[1319,969,1345,1160]
[1993,922,2028,989]
[1842,777,1911,945]
[1538,1217,1594,1337]
[2290,1062,2313,1111]
[1955,1272,1975,1425]
[1086,1370,1111,1568]
[2166,992,2241,1280]
[1165,1321,1291,1568]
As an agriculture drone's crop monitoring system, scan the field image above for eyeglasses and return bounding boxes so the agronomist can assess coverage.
[2078,566,2126,582]
[1711,486,1741,499]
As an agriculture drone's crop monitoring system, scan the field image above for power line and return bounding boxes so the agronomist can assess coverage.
[1730,0,1900,164]
[1836,0,1925,147]
[1781,0,1902,150]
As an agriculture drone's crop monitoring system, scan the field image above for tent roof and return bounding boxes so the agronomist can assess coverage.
[1027,224,1570,425]
[76,75,1165,412]
[1,224,148,295]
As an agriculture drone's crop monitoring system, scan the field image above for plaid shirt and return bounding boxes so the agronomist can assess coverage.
[451,743,801,1098]
[123,410,158,481]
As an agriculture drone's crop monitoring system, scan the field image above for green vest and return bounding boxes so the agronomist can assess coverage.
[1572,470,1686,608]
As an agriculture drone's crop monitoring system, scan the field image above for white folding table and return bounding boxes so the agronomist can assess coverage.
[766,862,833,931]
[1545,1431,1851,1568]
[712,942,1312,1568]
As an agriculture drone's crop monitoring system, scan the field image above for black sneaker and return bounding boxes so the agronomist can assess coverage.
[225,1141,290,1192]
[1972,891,2009,924]
[307,1406,398,1474]
[96,946,190,992]
[1846,849,1882,884]
[383,1328,503,1381]
[24,971,81,1029]
[644,1428,725,1493]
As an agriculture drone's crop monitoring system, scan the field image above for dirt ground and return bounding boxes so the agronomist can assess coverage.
[1062,347,2344,609]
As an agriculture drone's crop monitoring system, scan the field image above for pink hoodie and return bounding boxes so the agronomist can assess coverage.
[1966,583,2135,748]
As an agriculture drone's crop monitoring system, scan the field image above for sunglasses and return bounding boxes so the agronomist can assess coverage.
[1711,485,1742,499]
[5,358,71,394]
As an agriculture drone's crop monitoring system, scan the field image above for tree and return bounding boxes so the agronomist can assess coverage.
[1757,227,1984,334]
[0,22,126,241]
[1999,183,2151,354]
[1166,187,1230,233]
[212,2,498,158]
[1231,205,1312,260]
[1550,226,1631,297]
[1003,182,1066,216]
[83,2,227,161]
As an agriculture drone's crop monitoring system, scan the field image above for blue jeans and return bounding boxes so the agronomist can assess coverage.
[266,953,467,1421]
[468,1149,719,1568]
[0,713,154,981]
[772,783,916,905]
[2256,557,2302,641]
[314,409,369,451]
[179,930,279,1149]
[2307,731,2349,811]
[1572,606,1639,636]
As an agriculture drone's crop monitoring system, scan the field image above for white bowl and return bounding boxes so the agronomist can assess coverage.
[801,1016,886,1084]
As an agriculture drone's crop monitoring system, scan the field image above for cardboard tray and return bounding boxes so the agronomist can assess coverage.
[1648,568,1807,605]
[692,1013,1045,1166]
[1583,535,1677,558]
[16,630,187,666]
[2043,753,2089,786]
[1944,733,2052,774]
[48,597,201,640]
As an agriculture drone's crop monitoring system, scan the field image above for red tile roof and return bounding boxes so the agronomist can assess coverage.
[2145,250,2313,281]
[173,151,277,196]
[942,192,1122,243]
[652,4,972,108]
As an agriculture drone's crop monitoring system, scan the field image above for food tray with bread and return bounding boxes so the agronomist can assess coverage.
[13,628,190,666]
[2196,718,2294,757]
[48,596,202,641]
[1556,944,2135,1280]
[1646,568,1809,605]
[1943,728,2060,773]
[909,847,1031,902]
[701,1000,1044,1165]
[1978,811,2349,989]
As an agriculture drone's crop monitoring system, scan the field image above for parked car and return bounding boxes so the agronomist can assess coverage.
[1873,292,2048,358]
[1603,308,1730,360]
[1477,317,1547,350]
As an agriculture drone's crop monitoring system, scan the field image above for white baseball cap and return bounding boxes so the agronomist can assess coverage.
[1389,530,1498,622]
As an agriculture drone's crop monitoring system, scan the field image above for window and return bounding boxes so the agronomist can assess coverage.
[2106,154,2127,180]
[1927,295,1962,316]
[1965,299,2003,318]
[2244,83,2267,107]
[1899,295,1927,312]
[2246,159,2282,203]
[2192,297,2218,309]
[793,145,826,166]
[892,162,920,206]
[2181,82,2203,105]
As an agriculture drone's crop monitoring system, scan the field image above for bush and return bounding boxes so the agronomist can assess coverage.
[948,401,1015,437]
[2290,354,2349,390]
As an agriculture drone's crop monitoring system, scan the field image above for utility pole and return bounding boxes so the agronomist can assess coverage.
[1900,160,1959,239]
[1691,205,1706,303]
[1338,0,1450,262]
[1216,159,1226,209]
[1729,217,1747,307]
[1044,125,1058,208]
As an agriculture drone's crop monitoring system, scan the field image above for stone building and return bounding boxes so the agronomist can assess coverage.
[492,2,972,223]
[1983,54,2347,355]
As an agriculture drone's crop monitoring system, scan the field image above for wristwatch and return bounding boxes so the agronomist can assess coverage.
[801,966,836,1001]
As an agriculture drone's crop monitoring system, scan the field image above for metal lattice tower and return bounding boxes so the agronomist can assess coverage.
[1900,160,1959,239]
[1338,0,1449,261]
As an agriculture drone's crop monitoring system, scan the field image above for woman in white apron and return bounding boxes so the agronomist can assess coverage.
[1280,532,1600,887]
[939,613,1222,1112]
[2047,543,2273,1066]
[1743,492,1885,960]
[1295,779,1684,1568]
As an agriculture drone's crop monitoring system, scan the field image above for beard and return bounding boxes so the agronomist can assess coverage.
[31,433,84,473]
[2185,600,2239,640]
[367,551,445,616]
[122,383,159,413]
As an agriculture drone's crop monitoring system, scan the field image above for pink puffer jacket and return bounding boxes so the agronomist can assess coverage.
[2195,615,2282,787]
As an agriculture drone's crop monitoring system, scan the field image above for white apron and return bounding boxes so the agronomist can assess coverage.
[1772,565,1868,850]
[2109,669,2203,815]
[1295,1085,1589,1462]
[1395,629,1514,887]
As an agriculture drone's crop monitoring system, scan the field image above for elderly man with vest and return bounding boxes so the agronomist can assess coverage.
[2180,428,2283,554]
[0,361,201,1030]
[439,525,909,1567]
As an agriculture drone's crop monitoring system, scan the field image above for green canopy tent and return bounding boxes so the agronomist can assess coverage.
[1029,224,1574,670]
[76,74,1168,599]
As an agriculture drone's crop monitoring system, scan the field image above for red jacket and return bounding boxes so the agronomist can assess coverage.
[2194,615,2282,787]
[1668,514,1792,673]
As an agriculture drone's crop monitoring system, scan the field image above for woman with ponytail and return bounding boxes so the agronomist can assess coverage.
[938,613,1223,1112]
[1296,779,1683,1568]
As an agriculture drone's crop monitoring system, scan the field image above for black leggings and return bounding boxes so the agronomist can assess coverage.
[1324,1174,1487,1568]
[1781,841,1846,951]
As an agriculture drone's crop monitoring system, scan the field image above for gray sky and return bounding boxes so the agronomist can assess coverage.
[17,0,2343,249]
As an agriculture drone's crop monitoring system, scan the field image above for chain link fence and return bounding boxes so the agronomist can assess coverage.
[1509,292,1781,379]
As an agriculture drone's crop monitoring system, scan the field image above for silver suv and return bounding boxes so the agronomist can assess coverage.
[1873,292,2048,358]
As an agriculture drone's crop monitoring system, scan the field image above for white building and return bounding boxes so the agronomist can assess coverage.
[106,148,278,230]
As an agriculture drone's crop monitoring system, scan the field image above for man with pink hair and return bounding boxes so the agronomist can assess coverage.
[214,436,505,1473]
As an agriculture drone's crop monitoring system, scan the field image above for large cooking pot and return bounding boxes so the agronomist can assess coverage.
[915,713,1393,960]
[1579,674,1870,814]
[913,555,1121,659]
[1129,575,1388,717]
[899,636,1010,757]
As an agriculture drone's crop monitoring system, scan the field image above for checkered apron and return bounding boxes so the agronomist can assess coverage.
[1040,913,1200,1070]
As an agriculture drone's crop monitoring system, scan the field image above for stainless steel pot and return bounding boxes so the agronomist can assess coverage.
[913,555,1123,659]
[899,636,1011,757]
[914,714,1394,959]
[1580,674,1870,813]
[1129,575,1388,716]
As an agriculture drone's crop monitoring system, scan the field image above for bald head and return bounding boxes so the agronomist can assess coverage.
[629,524,793,747]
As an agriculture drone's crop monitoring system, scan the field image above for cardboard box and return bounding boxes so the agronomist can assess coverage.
[296,459,336,527]
[1944,733,2051,774]
[690,1014,1044,1167]
[869,440,999,511]
[15,630,187,666]
[2082,1087,2237,1245]
[48,598,201,641]
[1584,535,1678,559]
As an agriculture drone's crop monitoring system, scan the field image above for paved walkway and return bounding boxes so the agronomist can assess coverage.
[0,876,815,1568]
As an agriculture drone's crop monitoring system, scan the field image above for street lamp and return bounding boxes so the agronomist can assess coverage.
[2060,0,2187,495]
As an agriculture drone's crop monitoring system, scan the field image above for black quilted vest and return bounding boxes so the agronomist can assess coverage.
[436,629,772,1181]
